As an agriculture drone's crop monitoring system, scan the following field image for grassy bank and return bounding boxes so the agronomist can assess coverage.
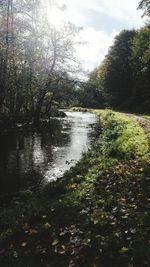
[143,115,150,120]
[0,110,150,267]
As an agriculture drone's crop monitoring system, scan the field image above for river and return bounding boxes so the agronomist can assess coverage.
[0,111,97,196]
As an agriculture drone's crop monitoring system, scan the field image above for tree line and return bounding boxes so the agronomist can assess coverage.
[80,0,150,113]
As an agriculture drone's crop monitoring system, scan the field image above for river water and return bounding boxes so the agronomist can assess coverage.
[0,111,97,196]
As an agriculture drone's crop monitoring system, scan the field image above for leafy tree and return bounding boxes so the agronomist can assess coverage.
[87,26,150,113]
[78,1,150,113]
[99,30,136,109]
[131,26,150,112]
[138,0,150,18]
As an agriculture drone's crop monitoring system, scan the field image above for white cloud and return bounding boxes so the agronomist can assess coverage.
[76,27,118,71]
[94,0,143,26]
[57,0,144,71]
[64,0,143,28]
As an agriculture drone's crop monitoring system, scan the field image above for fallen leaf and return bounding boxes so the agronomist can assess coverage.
[21,242,27,247]
[21,223,29,230]
[120,247,129,253]
[28,229,38,235]
[43,223,51,229]
[52,240,59,246]
[59,245,66,254]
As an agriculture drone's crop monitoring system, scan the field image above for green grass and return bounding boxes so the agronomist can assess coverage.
[93,110,148,157]
[0,109,150,267]
[143,115,150,119]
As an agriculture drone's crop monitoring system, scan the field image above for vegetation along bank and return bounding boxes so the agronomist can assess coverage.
[0,109,150,267]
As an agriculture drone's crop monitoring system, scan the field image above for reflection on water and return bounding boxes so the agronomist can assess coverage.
[0,112,97,195]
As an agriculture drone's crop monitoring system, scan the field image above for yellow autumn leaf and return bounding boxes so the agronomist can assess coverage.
[43,222,51,229]
[52,240,59,246]
[120,247,129,253]
[59,245,66,254]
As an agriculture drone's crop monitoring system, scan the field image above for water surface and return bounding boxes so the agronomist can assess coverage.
[0,111,97,196]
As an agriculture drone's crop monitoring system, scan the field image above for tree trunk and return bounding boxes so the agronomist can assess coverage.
[33,92,45,125]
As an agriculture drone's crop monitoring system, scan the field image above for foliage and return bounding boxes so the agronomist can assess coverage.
[78,1,150,113]
[131,26,150,112]
[83,26,150,114]
[99,30,136,108]
[78,69,106,109]
[138,0,150,18]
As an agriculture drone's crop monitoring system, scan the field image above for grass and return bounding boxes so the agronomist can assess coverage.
[143,115,150,119]
[0,109,150,267]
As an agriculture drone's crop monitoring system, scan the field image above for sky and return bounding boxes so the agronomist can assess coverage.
[54,0,144,72]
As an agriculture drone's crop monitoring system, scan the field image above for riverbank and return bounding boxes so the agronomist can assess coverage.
[0,109,150,267]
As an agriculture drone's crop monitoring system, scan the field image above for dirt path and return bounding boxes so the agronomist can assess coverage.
[125,113,150,145]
